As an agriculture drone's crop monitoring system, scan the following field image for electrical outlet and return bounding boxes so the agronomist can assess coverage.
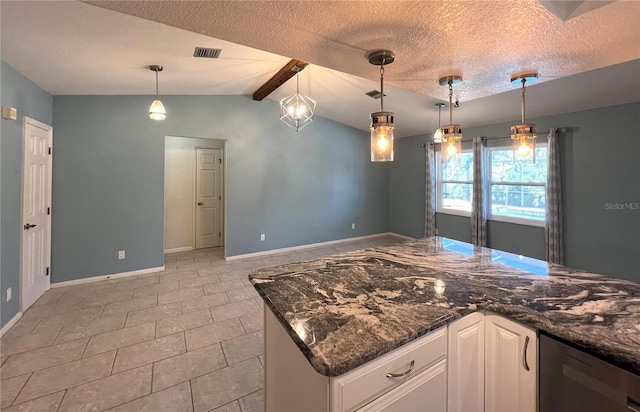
[435,228,439,235]
[352,223,356,229]
[6,287,11,302]
[260,234,265,241]
[118,250,125,260]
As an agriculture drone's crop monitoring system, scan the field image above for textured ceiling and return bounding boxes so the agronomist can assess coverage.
[1,1,639,137]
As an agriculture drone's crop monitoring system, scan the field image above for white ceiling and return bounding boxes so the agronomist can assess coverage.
[1,1,639,137]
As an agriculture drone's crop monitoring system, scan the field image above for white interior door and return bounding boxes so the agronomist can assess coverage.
[21,117,52,310]
[195,148,222,249]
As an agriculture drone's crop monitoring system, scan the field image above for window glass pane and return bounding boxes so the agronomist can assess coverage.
[441,183,472,212]
[442,152,474,181]
[490,148,547,183]
[490,184,545,220]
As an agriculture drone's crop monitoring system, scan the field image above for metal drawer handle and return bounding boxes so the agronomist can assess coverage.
[628,397,640,412]
[523,336,530,372]
[386,360,415,378]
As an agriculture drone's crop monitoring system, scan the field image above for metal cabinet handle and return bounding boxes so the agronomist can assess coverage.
[24,223,37,230]
[197,202,203,206]
[522,335,530,372]
[628,397,640,412]
[386,360,415,378]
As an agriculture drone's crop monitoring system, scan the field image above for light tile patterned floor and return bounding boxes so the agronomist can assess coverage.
[0,235,405,411]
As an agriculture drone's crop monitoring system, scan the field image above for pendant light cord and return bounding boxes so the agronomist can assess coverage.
[380,64,385,112]
[521,78,526,124]
[448,81,453,125]
[155,69,160,100]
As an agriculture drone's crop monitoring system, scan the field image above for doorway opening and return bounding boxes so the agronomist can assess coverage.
[164,136,226,254]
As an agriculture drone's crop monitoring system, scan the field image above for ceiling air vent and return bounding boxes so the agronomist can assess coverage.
[193,47,222,59]
[366,90,385,99]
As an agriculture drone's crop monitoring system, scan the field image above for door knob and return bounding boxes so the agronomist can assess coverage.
[197,202,203,206]
[24,223,37,230]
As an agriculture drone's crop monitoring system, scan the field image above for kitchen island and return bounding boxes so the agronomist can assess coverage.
[249,236,640,410]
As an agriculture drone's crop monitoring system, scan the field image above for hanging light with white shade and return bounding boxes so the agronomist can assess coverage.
[149,65,166,120]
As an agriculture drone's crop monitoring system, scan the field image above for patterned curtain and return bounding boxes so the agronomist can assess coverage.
[546,128,563,264]
[471,136,487,246]
[424,144,437,237]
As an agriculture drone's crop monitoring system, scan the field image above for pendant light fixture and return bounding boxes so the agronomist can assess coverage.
[439,75,463,162]
[280,66,316,131]
[433,103,446,143]
[510,72,538,161]
[368,50,395,162]
[149,65,166,120]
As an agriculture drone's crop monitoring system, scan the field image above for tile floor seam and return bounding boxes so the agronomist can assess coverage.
[6,371,33,408]
[55,389,67,412]
[189,380,196,412]
[14,352,117,406]
[108,347,118,376]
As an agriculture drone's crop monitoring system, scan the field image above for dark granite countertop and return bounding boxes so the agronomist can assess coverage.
[249,237,640,377]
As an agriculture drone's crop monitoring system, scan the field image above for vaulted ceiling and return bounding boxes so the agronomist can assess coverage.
[2,1,639,137]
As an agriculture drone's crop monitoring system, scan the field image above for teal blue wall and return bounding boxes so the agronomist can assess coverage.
[51,95,389,284]
[390,102,640,282]
[1,61,53,327]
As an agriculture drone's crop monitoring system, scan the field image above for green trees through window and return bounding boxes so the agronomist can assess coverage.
[436,146,548,225]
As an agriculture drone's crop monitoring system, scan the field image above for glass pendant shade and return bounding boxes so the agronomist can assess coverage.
[370,111,394,161]
[149,100,166,120]
[149,65,166,121]
[280,73,316,132]
[368,50,395,162]
[441,125,462,162]
[510,72,538,160]
[511,124,537,160]
[433,128,443,143]
[438,76,463,162]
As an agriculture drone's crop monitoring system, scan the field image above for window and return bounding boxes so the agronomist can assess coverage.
[488,147,548,226]
[437,151,474,216]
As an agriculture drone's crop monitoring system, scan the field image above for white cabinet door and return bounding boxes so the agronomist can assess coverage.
[358,359,447,412]
[448,312,485,412]
[485,313,537,412]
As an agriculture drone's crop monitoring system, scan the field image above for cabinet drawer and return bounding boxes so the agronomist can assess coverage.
[331,327,447,412]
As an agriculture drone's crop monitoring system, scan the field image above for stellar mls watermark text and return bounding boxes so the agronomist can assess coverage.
[604,202,639,210]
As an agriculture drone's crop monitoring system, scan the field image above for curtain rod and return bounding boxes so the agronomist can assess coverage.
[421,127,567,147]
[481,127,567,141]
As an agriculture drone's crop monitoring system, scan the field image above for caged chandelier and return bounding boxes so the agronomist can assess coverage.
[280,66,316,131]
[510,72,538,161]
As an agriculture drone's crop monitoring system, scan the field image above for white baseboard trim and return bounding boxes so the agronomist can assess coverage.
[225,232,414,261]
[164,246,193,254]
[1,311,23,338]
[51,266,165,288]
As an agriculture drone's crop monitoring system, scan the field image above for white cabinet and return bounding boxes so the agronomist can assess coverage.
[358,359,446,412]
[264,307,447,412]
[447,311,485,412]
[485,313,537,412]
[447,312,538,412]
[264,307,537,412]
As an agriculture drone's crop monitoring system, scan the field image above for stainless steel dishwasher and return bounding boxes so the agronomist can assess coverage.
[539,333,640,412]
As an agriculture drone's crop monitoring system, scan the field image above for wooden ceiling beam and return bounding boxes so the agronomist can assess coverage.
[252,59,308,101]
